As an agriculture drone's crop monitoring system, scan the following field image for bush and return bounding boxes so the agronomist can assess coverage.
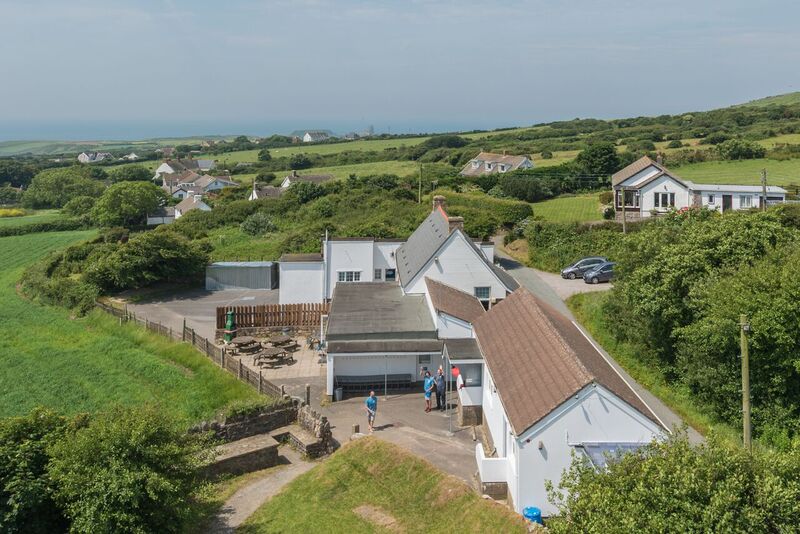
[240,212,276,236]
[107,165,151,183]
[48,406,210,534]
[0,208,24,218]
[716,139,767,160]
[667,139,683,149]
[0,218,89,238]
[91,182,166,228]
[598,191,613,204]
[62,196,96,218]
[603,206,615,220]
[285,181,324,204]
[22,168,104,209]
[0,186,21,206]
[540,150,553,159]
[289,153,312,169]
[257,148,272,161]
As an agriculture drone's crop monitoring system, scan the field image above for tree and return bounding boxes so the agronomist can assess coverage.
[85,229,210,290]
[289,153,312,170]
[257,148,272,162]
[717,139,767,160]
[48,406,209,534]
[240,212,276,235]
[546,432,800,533]
[575,142,621,176]
[107,165,152,183]
[421,135,468,149]
[62,196,96,218]
[0,186,21,206]
[285,181,324,204]
[22,168,104,208]
[91,182,166,227]
[0,409,70,533]
[0,160,36,188]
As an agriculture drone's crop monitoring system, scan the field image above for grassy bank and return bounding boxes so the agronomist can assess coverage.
[0,209,63,228]
[240,438,526,533]
[673,158,800,187]
[567,291,739,442]
[0,231,260,422]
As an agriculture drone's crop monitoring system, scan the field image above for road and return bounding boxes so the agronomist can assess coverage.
[494,246,703,443]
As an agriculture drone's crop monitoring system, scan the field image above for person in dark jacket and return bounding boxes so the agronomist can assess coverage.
[435,368,446,411]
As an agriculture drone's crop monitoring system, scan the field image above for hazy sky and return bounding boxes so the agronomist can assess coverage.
[1,0,800,135]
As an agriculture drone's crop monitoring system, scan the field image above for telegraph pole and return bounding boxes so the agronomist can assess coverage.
[418,163,422,204]
[761,169,768,211]
[739,314,752,451]
[620,187,627,234]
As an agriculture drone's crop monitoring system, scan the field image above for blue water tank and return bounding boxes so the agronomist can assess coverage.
[523,506,543,524]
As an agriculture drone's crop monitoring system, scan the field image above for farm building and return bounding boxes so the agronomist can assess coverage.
[205,261,278,290]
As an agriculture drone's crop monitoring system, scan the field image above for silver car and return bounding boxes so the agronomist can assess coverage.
[560,257,608,280]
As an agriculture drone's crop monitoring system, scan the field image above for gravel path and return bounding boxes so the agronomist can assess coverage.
[208,446,314,533]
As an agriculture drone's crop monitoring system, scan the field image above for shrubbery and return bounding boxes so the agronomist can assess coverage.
[240,212,276,236]
[716,138,767,160]
[22,168,104,209]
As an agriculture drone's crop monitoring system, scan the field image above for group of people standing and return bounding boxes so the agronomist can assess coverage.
[364,367,448,433]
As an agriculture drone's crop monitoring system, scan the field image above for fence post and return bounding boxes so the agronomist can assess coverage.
[281,384,285,396]
[169,326,173,339]
[182,318,186,341]
[258,371,263,394]
[221,348,225,369]
[238,359,242,380]
[305,384,311,406]
[191,329,195,346]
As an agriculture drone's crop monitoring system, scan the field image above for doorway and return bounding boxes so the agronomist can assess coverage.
[722,194,733,212]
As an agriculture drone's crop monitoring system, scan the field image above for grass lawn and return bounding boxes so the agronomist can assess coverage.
[568,292,739,443]
[240,438,526,533]
[0,209,64,227]
[532,193,603,223]
[0,231,260,422]
[672,158,800,187]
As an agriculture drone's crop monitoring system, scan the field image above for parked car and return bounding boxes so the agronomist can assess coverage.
[583,261,615,284]
[561,257,608,279]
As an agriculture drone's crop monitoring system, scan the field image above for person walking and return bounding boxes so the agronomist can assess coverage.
[423,371,434,413]
[435,368,446,411]
[365,390,378,433]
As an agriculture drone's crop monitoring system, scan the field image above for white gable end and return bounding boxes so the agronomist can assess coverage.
[618,165,662,188]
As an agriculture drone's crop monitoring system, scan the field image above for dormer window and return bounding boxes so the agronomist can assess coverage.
[485,162,494,170]
[499,164,506,172]
[471,160,480,168]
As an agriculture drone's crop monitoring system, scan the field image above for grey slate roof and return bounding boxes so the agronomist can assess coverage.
[326,282,436,340]
[443,338,482,361]
[395,208,450,285]
[425,278,486,324]
[327,339,443,354]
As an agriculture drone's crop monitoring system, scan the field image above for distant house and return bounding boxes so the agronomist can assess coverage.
[121,152,139,161]
[281,170,335,189]
[460,152,534,177]
[248,182,283,201]
[161,170,237,198]
[155,147,175,157]
[302,130,333,143]
[612,156,787,220]
[146,206,175,226]
[154,158,216,178]
[174,195,212,219]
[77,152,113,164]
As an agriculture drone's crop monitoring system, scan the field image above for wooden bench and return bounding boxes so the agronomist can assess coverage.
[334,374,413,393]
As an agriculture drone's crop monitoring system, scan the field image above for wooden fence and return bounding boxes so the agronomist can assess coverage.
[96,302,283,398]
[216,302,329,330]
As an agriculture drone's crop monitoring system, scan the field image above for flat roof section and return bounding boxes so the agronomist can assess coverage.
[326,282,436,340]
[443,338,483,361]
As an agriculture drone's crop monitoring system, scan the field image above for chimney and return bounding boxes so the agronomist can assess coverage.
[447,216,464,233]
[656,154,663,165]
[292,170,297,177]
[432,195,447,213]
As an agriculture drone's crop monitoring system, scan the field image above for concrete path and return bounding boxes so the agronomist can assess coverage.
[494,246,703,443]
[208,446,314,533]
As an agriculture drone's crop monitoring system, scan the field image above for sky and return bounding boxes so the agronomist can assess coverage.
[1,0,800,139]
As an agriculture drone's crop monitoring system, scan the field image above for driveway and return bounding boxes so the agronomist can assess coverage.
[494,247,703,443]
[124,288,279,340]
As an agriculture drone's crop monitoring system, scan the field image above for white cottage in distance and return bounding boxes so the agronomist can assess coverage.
[613,155,786,219]
[460,151,534,177]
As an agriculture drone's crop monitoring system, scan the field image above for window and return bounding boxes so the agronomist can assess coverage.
[708,194,715,204]
[385,269,396,282]
[374,268,382,280]
[418,354,431,366]
[485,162,493,170]
[472,160,480,168]
[474,287,491,310]
[654,192,675,209]
[741,195,752,208]
[337,271,361,282]
[460,364,482,387]
[499,164,506,172]
[616,190,640,208]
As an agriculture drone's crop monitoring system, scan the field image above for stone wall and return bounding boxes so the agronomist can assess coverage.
[458,404,482,427]
[480,480,509,500]
[215,327,314,341]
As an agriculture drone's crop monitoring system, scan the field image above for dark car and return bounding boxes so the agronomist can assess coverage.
[583,261,615,284]
[561,257,608,279]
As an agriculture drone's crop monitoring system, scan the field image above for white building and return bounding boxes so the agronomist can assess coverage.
[302,131,331,143]
[613,156,787,219]
[473,288,666,516]
[460,151,534,177]
[77,151,113,163]
[280,170,334,189]
[174,195,211,219]
[146,206,175,226]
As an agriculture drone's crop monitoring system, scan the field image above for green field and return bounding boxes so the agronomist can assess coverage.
[0,209,64,228]
[532,193,603,223]
[241,438,526,533]
[0,231,259,421]
[673,158,800,187]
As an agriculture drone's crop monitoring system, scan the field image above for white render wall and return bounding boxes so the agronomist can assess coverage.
[324,240,375,298]
[512,384,663,516]
[405,232,508,300]
[436,312,474,339]
[326,352,442,395]
[373,242,401,272]
[638,175,691,216]
[279,262,324,304]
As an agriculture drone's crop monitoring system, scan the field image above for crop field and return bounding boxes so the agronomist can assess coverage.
[673,158,800,187]
[0,209,63,227]
[0,231,259,421]
[532,193,603,223]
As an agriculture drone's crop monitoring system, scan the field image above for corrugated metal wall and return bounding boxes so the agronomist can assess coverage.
[205,262,278,290]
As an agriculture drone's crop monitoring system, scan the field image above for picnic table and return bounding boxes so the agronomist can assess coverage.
[253,346,294,367]
[231,336,260,354]
[269,335,293,346]
[231,336,255,346]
